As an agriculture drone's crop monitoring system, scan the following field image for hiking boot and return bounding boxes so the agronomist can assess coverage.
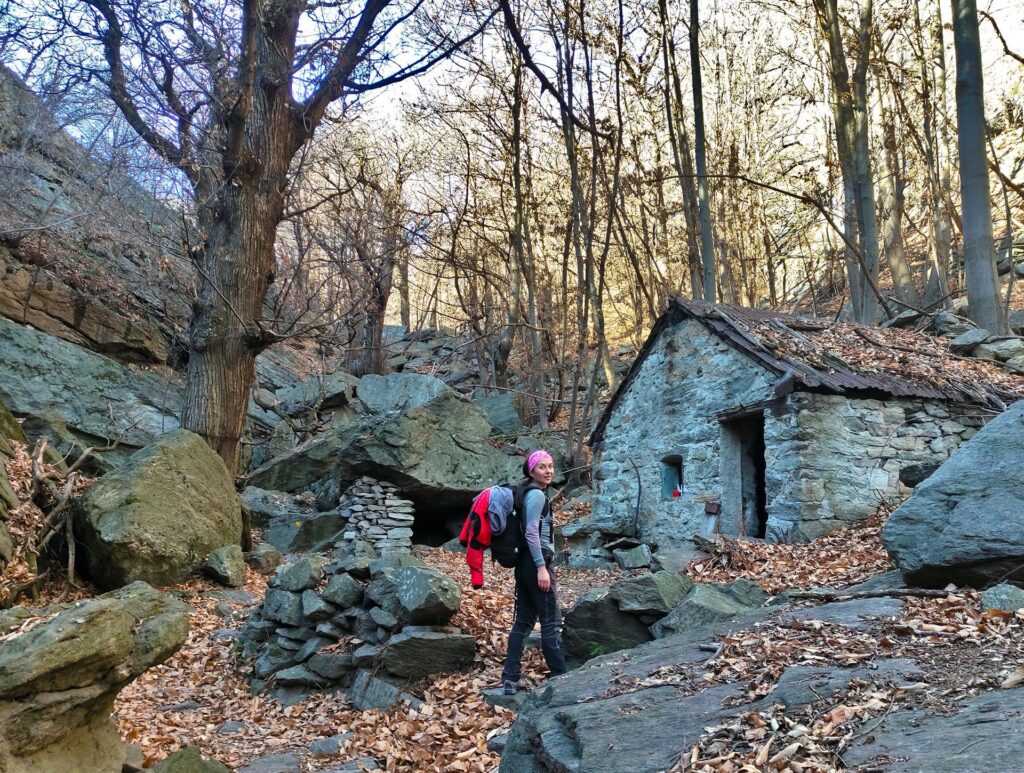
[502,679,523,696]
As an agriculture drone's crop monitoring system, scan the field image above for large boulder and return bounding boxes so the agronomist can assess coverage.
[882,400,1024,587]
[247,374,521,519]
[365,565,461,626]
[651,579,768,639]
[562,588,654,665]
[609,571,694,617]
[0,581,188,773]
[74,430,243,589]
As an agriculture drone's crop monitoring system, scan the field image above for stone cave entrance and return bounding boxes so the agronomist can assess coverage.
[720,411,768,538]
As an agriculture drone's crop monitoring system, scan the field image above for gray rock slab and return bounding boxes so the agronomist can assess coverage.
[238,754,302,773]
[149,747,231,772]
[262,590,304,627]
[613,544,653,569]
[245,544,283,575]
[271,556,326,592]
[980,582,1024,612]
[651,579,768,638]
[500,605,920,773]
[346,669,421,712]
[381,628,476,679]
[609,571,694,616]
[844,687,1024,772]
[309,732,353,757]
[203,545,246,588]
[0,317,180,461]
[563,588,654,666]
[321,573,363,608]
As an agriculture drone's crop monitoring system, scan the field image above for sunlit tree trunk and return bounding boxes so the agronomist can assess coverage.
[950,0,1006,332]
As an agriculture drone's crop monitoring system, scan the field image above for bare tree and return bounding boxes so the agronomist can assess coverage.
[7,0,481,470]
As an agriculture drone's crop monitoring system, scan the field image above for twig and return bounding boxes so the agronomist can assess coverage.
[788,588,952,600]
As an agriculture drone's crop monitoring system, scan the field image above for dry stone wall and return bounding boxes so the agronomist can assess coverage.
[337,477,415,554]
[241,550,474,703]
[585,319,775,552]
[764,393,986,541]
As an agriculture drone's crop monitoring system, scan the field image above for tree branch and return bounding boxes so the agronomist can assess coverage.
[85,0,191,179]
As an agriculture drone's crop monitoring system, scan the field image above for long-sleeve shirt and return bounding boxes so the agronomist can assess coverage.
[522,488,553,567]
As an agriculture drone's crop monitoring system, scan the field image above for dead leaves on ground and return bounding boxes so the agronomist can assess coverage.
[674,588,1024,772]
[113,547,620,771]
[688,508,893,594]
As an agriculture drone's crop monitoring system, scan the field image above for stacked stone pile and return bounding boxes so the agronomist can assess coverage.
[240,547,475,703]
[338,477,416,554]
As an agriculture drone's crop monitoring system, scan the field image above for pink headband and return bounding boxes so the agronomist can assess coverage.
[527,450,553,473]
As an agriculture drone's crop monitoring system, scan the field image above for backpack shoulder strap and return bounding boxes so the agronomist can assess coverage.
[513,480,550,519]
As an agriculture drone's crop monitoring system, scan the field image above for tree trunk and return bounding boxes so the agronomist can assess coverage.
[659,0,703,298]
[813,0,877,323]
[849,0,880,323]
[690,0,716,303]
[950,0,1006,332]
[182,73,296,472]
[876,64,919,306]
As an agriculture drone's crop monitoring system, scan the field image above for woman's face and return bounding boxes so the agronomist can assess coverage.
[530,458,555,488]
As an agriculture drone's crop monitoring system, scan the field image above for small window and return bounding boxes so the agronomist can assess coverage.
[661,455,684,499]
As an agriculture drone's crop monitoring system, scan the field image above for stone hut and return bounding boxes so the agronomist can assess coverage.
[581,298,1024,558]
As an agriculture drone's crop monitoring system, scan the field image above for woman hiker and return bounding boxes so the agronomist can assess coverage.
[501,449,567,695]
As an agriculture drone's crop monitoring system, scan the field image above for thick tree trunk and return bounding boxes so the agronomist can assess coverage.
[814,0,879,323]
[659,0,703,298]
[183,183,282,473]
[918,0,953,306]
[950,0,1006,332]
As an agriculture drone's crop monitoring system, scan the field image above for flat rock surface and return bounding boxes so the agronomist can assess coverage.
[844,687,1024,772]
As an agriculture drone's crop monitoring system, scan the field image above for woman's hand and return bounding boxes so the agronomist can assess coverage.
[537,566,551,592]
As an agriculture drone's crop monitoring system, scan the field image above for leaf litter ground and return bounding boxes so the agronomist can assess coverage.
[4,470,1020,772]
[112,549,618,771]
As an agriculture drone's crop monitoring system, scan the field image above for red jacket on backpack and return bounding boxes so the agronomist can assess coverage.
[459,488,493,589]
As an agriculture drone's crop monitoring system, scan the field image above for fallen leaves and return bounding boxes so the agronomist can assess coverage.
[109,544,619,771]
[688,508,893,594]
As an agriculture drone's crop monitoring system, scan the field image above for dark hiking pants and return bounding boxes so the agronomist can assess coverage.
[502,551,566,682]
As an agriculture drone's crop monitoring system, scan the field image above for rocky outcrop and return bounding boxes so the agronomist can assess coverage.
[74,430,242,589]
[247,374,521,521]
[561,574,763,666]
[843,686,1024,772]
[0,256,167,363]
[883,400,1024,587]
[0,582,188,773]
[500,598,910,773]
[563,588,654,665]
[0,316,180,465]
[650,578,768,638]
[0,67,189,348]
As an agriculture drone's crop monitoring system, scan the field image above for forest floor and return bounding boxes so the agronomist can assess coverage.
[6,475,1023,771]
[108,507,1021,772]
